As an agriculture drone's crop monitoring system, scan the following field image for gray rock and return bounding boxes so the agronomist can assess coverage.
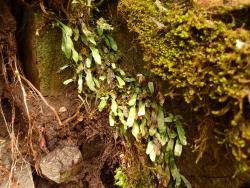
[0,164,35,188]
[40,146,83,184]
[0,140,35,188]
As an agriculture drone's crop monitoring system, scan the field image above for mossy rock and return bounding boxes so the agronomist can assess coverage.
[18,6,72,96]
[118,0,250,170]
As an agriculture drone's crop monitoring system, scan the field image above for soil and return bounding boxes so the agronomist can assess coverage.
[0,1,122,187]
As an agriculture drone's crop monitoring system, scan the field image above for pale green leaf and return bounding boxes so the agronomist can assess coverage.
[138,101,145,116]
[97,27,103,36]
[111,98,118,116]
[117,68,126,76]
[85,56,92,68]
[98,96,109,112]
[174,139,183,157]
[61,33,73,59]
[149,128,157,136]
[118,109,127,129]
[87,36,96,45]
[164,117,173,123]
[132,121,140,141]
[58,64,69,73]
[93,77,100,88]
[116,76,125,88]
[78,74,83,93]
[99,75,106,81]
[109,111,115,127]
[76,62,84,73]
[155,132,168,146]
[85,70,96,91]
[181,175,192,188]
[63,78,74,85]
[140,118,147,137]
[111,63,116,69]
[72,49,79,63]
[148,82,154,94]
[124,78,135,82]
[73,28,79,41]
[157,107,166,133]
[59,21,73,36]
[90,46,101,65]
[127,105,136,127]
[149,150,156,162]
[128,94,137,106]
[146,141,154,155]
[146,141,156,162]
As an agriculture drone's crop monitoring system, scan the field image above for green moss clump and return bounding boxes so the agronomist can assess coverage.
[118,0,250,170]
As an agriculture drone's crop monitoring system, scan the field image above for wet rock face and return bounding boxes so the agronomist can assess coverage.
[40,146,83,184]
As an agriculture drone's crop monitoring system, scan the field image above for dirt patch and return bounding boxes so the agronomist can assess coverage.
[0,1,122,187]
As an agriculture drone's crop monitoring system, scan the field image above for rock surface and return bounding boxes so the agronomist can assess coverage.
[40,146,83,184]
[0,139,35,188]
[0,164,35,188]
[17,2,72,96]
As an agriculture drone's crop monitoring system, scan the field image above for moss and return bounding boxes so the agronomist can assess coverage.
[118,0,250,170]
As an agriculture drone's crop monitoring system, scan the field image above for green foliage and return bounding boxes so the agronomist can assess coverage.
[114,167,128,188]
[118,0,250,172]
[56,0,189,187]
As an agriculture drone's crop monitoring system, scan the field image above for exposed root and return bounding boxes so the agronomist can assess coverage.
[193,117,215,164]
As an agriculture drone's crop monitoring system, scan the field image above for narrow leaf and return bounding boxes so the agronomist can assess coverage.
[181,175,192,188]
[72,48,79,63]
[127,105,136,127]
[132,121,140,141]
[61,33,73,59]
[85,56,92,68]
[176,120,187,145]
[138,101,145,116]
[174,139,183,157]
[109,111,115,127]
[118,109,127,129]
[98,96,109,112]
[107,35,118,51]
[116,76,126,88]
[140,118,147,137]
[90,46,101,65]
[157,107,166,133]
[85,70,96,91]
[58,64,69,73]
[63,78,74,85]
[111,98,118,116]
[148,82,154,94]
[128,94,137,106]
[146,141,154,155]
[77,74,83,93]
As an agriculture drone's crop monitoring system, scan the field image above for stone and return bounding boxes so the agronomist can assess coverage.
[0,139,35,188]
[40,146,83,184]
[0,164,35,188]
